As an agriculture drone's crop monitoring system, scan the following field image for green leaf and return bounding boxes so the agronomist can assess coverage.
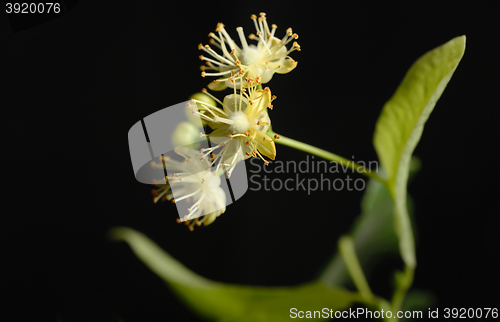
[373,36,466,268]
[110,227,362,322]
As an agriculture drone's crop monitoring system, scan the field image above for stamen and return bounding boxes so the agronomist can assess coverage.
[217,30,236,63]
[285,42,301,56]
[152,187,170,204]
[199,55,225,67]
[258,17,266,39]
[200,88,225,107]
[188,193,205,212]
[202,69,235,77]
[201,44,234,66]
[270,24,277,39]
[215,22,224,32]
[236,27,249,51]
[216,23,240,54]
[208,38,222,50]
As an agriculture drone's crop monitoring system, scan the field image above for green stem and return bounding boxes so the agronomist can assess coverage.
[339,235,374,302]
[339,236,395,322]
[390,265,415,313]
[269,131,388,185]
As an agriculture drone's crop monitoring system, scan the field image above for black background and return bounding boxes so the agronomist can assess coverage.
[3,1,499,321]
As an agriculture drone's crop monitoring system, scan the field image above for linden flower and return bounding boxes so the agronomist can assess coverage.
[187,76,278,178]
[199,12,300,91]
[151,147,226,230]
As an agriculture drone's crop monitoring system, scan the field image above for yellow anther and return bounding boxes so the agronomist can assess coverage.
[216,22,224,32]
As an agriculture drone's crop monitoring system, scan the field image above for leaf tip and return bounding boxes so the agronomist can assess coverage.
[107,226,132,242]
[451,35,466,56]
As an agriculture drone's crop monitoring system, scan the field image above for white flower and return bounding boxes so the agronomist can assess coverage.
[187,76,278,178]
[199,12,300,91]
[151,147,226,230]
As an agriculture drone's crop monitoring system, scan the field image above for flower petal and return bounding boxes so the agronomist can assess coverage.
[207,81,228,91]
[207,125,230,138]
[223,94,248,115]
[259,68,275,84]
[254,131,276,160]
[203,212,217,225]
[245,88,271,118]
[271,57,298,74]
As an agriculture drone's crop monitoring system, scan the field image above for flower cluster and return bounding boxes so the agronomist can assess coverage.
[151,147,226,231]
[188,75,278,178]
[199,12,300,90]
[153,12,299,230]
